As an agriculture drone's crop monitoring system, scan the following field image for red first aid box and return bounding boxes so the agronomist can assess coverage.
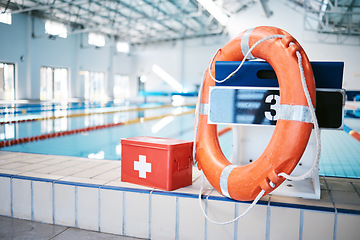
[121,136,193,191]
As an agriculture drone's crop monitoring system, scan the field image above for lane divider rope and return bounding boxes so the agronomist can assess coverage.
[344,124,360,142]
[0,108,195,148]
[0,103,196,125]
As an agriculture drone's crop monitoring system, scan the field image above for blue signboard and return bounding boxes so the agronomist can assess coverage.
[209,61,344,129]
[215,61,344,89]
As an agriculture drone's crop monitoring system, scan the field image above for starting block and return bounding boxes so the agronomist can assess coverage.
[209,61,344,199]
[121,136,193,191]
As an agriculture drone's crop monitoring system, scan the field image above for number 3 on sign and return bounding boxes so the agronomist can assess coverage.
[264,94,280,121]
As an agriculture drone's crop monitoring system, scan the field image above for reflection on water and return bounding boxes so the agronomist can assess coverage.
[0,105,139,141]
[88,150,105,159]
[0,104,196,161]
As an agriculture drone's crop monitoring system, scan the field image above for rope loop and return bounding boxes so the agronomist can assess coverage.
[277,50,321,181]
[198,171,265,225]
[207,34,286,84]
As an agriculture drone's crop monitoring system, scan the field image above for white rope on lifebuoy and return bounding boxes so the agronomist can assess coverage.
[195,35,321,225]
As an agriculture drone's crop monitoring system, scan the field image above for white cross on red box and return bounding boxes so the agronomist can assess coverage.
[134,155,151,178]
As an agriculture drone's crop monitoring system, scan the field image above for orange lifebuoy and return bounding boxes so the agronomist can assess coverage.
[195,26,316,201]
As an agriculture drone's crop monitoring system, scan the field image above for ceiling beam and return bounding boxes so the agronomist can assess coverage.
[9,0,88,14]
[258,0,273,18]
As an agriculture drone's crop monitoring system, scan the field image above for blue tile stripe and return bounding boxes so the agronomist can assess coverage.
[98,187,101,232]
[55,180,101,189]
[31,181,34,221]
[10,177,13,217]
[269,201,336,213]
[204,197,208,240]
[122,192,126,236]
[323,176,338,240]
[175,197,179,240]
[75,186,78,228]
[299,209,304,240]
[234,203,239,239]
[10,174,55,183]
[101,184,151,194]
[52,183,55,225]
[337,208,360,215]
[1,173,359,215]
[266,196,271,240]
[148,191,153,240]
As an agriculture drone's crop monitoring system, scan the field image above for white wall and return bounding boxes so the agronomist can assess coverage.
[0,13,28,99]
[132,36,228,93]
[30,17,78,100]
[0,13,135,100]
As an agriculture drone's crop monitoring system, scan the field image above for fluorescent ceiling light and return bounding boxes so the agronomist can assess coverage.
[152,64,183,93]
[196,0,229,26]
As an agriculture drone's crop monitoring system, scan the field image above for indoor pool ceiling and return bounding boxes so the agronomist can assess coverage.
[1,0,360,45]
[1,0,251,44]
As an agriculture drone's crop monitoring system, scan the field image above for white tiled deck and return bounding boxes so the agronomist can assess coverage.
[0,151,360,240]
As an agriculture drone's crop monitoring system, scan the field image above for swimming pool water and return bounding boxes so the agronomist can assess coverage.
[1,104,359,179]
[1,105,196,159]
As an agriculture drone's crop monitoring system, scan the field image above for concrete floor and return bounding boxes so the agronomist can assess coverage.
[0,216,145,240]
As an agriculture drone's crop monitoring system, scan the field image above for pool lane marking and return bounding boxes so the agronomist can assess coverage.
[0,109,195,148]
[0,103,196,125]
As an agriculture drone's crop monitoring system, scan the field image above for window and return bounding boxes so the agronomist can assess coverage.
[114,74,130,101]
[84,71,106,101]
[45,20,67,38]
[138,76,145,96]
[0,62,15,100]
[0,8,11,25]
[40,67,68,101]
[116,42,130,53]
[0,124,14,141]
[88,33,105,47]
